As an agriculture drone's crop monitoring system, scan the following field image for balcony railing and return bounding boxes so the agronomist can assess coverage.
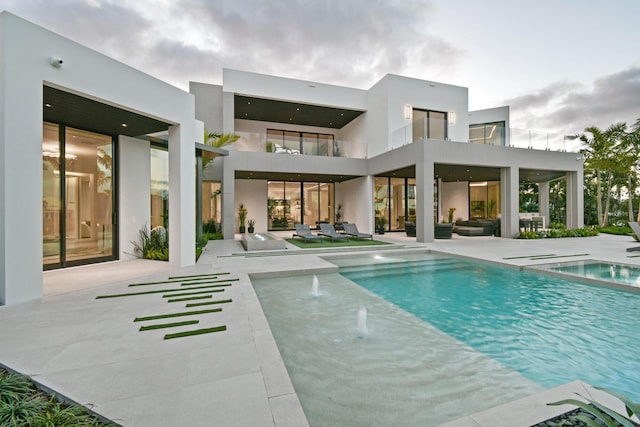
[390,121,582,152]
[233,131,367,159]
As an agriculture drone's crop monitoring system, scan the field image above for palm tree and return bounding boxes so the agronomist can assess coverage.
[202,129,239,169]
[578,123,626,226]
[618,122,640,221]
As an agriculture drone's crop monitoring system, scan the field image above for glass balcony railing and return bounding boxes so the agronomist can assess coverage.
[390,121,582,153]
[233,131,367,159]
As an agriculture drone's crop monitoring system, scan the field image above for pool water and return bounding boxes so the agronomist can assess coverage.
[546,260,640,287]
[339,253,640,401]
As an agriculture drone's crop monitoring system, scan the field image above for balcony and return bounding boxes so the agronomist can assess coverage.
[233,131,367,159]
[391,119,582,152]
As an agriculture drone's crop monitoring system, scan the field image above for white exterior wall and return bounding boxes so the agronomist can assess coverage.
[235,179,267,232]
[190,82,223,134]
[441,181,469,222]
[366,77,391,156]
[338,177,374,233]
[223,69,367,110]
[385,74,469,144]
[119,136,151,260]
[0,12,197,304]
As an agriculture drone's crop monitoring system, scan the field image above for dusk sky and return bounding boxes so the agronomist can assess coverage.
[1,0,638,135]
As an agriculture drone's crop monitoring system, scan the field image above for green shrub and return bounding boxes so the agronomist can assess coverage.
[131,224,169,261]
[548,222,566,230]
[516,227,598,239]
[599,225,632,235]
[548,387,639,427]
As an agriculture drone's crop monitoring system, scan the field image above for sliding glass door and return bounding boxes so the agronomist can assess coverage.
[43,123,117,269]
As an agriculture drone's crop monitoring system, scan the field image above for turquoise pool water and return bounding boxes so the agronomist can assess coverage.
[547,260,640,286]
[339,254,640,401]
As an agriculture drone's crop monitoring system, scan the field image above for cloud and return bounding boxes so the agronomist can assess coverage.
[506,67,640,135]
[0,0,463,89]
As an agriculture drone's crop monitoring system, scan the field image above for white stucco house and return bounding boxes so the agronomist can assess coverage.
[0,12,583,306]
[191,70,583,245]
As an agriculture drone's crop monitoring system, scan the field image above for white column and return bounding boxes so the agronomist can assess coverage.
[0,81,42,304]
[565,171,584,229]
[538,181,550,227]
[118,136,150,260]
[501,167,520,237]
[222,158,236,239]
[416,155,434,242]
[168,124,196,267]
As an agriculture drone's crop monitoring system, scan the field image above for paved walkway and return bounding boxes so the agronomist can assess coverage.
[0,232,638,426]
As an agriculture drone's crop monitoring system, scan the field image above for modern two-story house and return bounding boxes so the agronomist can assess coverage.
[191,70,583,242]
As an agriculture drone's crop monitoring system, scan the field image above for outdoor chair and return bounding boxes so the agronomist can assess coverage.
[343,223,373,240]
[293,224,323,243]
[319,223,349,241]
[627,222,640,252]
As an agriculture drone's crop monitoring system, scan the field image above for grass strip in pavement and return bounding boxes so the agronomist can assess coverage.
[97,284,227,299]
[128,277,219,287]
[503,254,556,259]
[179,278,239,286]
[186,298,232,308]
[163,289,225,298]
[169,272,230,279]
[134,308,221,322]
[164,290,221,299]
[167,295,213,303]
[528,253,590,260]
[164,325,227,340]
[139,320,199,331]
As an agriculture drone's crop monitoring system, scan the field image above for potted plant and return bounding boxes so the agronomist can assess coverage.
[248,219,256,234]
[238,203,247,233]
[376,216,387,234]
[335,204,343,223]
[447,207,456,223]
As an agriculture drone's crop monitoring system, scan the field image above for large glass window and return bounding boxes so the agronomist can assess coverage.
[375,177,417,231]
[150,147,169,229]
[266,129,334,156]
[202,182,222,226]
[469,122,505,146]
[43,123,115,268]
[469,181,501,219]
[412,109,448,141]
[268,181,334,230]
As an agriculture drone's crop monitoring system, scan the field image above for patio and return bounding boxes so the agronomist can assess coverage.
[0,232,638,426]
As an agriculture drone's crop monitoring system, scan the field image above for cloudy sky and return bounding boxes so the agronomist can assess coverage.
[1,0,638,135]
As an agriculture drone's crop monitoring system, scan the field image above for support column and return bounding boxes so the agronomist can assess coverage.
[501,167,520,237]
[168,124,196,267]
[538,181,550,228]
[222,158,236,240]
[416,155,434,242]
[0,82,42,305]
[565,171,584,229]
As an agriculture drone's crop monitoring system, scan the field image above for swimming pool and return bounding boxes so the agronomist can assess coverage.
[337,253,640,400]
[252,252,640,426]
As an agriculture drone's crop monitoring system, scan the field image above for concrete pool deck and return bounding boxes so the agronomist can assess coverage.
[0,232,639,426]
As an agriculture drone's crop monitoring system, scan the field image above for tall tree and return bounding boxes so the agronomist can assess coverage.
[578,123,627,226]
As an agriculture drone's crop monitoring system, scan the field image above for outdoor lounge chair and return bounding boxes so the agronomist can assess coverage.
[293,224,323,243]
[343,223,373,240]
[627,222,640,252]
[319,223,349,242]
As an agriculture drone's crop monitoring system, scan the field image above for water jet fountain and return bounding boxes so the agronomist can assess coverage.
[356,306,368,339]
[311,275,320,298]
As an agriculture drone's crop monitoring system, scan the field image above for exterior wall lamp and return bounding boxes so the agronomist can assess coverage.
[404,104,413,120]
[449,111,456,125]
